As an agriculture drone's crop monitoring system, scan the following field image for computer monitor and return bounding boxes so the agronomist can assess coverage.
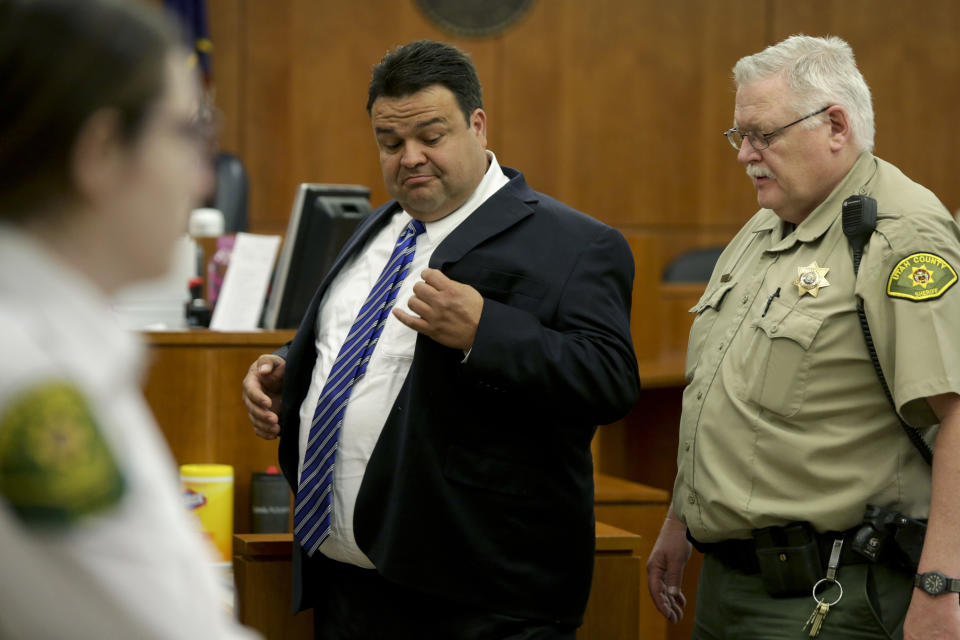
[262,183,372,329]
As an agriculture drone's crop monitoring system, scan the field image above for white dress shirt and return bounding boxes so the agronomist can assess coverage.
[297,151,509,567]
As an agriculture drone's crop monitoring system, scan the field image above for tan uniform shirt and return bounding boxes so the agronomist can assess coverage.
[675,153,960,542]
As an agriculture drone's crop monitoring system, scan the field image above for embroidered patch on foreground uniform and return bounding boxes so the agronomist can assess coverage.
[886,252,958,301]
[0,383,125,527]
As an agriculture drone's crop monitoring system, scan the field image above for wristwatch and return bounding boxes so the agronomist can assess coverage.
[914,570,960,596]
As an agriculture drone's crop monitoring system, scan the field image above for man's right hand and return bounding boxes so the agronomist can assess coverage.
[242,354,285,440]
[646,511,692,624]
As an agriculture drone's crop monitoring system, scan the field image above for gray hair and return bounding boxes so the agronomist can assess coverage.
[733,35,874,153]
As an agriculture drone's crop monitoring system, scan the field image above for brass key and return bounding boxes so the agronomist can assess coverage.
[801,539,846,638]
[802,600,830,638]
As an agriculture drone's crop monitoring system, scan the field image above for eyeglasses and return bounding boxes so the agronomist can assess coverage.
[723,105,830,151]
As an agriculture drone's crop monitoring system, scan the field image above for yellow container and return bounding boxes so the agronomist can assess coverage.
[180,463,234,563]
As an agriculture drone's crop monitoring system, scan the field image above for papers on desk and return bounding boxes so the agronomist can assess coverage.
[210,232,282,331]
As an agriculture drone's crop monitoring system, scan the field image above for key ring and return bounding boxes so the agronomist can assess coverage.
[811,577,843,607]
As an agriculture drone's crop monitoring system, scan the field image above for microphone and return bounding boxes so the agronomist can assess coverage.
[841,195,877,273]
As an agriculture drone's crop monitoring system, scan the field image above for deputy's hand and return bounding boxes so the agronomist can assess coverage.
[242,354,285,440]
[393,268,483,350]
[904,587,960,638]
[646,513,692,624]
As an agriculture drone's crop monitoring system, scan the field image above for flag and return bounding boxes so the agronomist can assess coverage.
[163,0,213,86]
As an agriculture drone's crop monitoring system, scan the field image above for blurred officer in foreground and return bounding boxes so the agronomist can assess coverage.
[647,34,960,639]
[0,0,259,637]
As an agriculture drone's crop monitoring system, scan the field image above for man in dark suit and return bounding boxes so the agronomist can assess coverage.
[242,40,639,640]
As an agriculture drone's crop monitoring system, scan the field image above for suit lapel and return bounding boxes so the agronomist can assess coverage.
[430,170,537,269]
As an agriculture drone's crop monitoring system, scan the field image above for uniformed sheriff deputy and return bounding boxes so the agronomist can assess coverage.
[0,1,258,638]
[646,35,960,639]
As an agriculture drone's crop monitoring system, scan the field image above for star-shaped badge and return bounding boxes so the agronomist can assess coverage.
[910,266,934,289]
[793,261,830,297]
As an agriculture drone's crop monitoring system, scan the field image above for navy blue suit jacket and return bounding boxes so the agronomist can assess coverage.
[276,167,639,625]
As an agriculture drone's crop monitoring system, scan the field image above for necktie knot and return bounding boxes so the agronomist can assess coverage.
[406,219,426,238]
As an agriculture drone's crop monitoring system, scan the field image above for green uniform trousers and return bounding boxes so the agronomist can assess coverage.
[691,552,913,639]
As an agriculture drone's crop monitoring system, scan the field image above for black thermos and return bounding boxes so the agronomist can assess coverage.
[250,466,290,533]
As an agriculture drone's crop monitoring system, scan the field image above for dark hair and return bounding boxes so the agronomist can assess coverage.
[0,0,181,219]
[366,40,483,124]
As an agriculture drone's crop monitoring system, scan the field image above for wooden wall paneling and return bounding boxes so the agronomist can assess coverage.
[504,0,690,227]
[242,0,502,236]
[286,0,384,213]
[495,1,567,204]
[557,0,692,227]
[207,0,243,154]
[595,389,680,489]
[244,1,295,235]
[627,233,663,363]
[657,283,705,362]
[207,0,960,253]
[768,0,960,212]
[694,1,770,227]
[498,0,766,229]
[624,227,737,364]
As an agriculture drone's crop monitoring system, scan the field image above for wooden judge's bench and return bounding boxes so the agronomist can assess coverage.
[143,330,677,640]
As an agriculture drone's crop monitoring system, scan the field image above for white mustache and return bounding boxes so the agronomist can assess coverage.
[746,165,775,180]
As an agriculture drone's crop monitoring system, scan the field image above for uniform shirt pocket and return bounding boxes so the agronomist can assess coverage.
[746,300,823,417]
[686,280,736,381]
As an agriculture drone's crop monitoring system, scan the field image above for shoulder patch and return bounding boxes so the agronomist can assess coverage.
[886,252,958,301]
[0,383,125,528]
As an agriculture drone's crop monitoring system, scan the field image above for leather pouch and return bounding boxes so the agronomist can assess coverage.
[753,522,823,597]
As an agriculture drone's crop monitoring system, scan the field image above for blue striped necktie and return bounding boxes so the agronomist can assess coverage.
[293,218,426,556]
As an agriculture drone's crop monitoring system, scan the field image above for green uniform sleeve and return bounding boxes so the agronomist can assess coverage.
[0,382,125,528]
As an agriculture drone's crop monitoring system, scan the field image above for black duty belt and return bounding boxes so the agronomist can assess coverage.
[688,526,867,574]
